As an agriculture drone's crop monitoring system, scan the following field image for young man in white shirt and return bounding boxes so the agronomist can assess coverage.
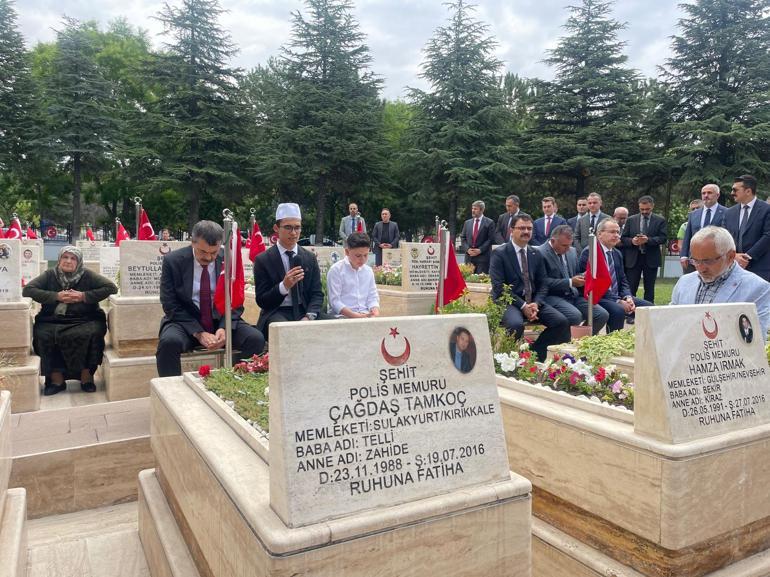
[327,232,380,318]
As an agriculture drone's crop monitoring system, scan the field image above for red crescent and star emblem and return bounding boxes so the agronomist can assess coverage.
[426,246,435,256]
[159,243,171,255]
[702,312,718,339]
[381,327,411,366]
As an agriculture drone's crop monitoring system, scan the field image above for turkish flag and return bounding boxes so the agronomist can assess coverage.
[356,219,364,232]
[6,218,22,239]
[248,221,266,262]
[0,218,5,239]
[86,227,95,241]
[214,221,245,315]
[116,223,131,246]
[138,209,157,240]
[25,226,37,239]
[436,236,467,309]
[584,237,612,304]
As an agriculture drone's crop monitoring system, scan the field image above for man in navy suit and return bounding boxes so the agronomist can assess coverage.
[531,196,567,245]
[724,175,770,282]
[494,195,520,244]
[567,197,588,232]
[579,219,651,332]
[460,200,496,274]
[680,184,727,273]
[490,213,571,361]
[620,195,668,304]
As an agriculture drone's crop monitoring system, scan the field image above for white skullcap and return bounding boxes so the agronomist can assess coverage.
[276,203,301,221]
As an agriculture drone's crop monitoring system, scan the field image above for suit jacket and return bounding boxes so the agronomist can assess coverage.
[490,242,549,309]
[460,215,496,262]
[724,200,770,279]
[449,342,472,373]
[671,264,770,339]
[532,214,568,246]
[158,246,245,337]
[371,220,400,256]
[680,204,727,258]
[495,211,518,244]
[537,242,580,299]
[578,245,632,300]
[619,212,668,269]
[252,245,324,331]
[574,212,609,252]
[339,215,367,241]
[566,214,584,232]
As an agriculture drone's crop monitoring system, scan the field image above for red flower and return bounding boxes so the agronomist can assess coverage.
[198,365,211,378]
[553,354,560,361]
[529,366,537,373]
[595,367,606,381]
[521,351,532,360]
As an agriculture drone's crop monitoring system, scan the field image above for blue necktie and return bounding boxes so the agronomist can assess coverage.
[606,251,618,296]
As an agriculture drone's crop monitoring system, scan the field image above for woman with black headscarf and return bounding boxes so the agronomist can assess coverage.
[23,246,117,395]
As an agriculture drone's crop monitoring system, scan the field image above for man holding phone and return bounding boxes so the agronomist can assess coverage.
[620,195,668,304]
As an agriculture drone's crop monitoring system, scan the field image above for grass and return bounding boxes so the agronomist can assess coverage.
[203,369,270,432]
[633,277,677,305]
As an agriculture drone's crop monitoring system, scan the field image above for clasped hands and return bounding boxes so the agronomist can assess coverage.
[283,265,304,290]
[197,328,226,350]
[467,248,481,257]
[56,289,85,303]
[522,302,539,321]
[631,234,649,246]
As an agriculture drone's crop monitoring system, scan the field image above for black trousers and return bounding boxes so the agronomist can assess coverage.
[501,302,571,362]
[156,321,265,377]
[625,254,658,303]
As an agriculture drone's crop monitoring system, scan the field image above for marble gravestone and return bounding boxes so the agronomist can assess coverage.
[304,246,344,276]
[119,240,188,296]
[381,248,401,267]
[269,313,510,528]
[0,239,22,302]
[635,303,770,444]
[76,240,111,262]
[19,244,41,285]
[99,246,120,286]
[400,242,440,291]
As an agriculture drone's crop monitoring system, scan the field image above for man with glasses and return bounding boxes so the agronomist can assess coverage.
[490,213,571,361]
[156,220,265,376]
[253,203,326,336]
[680,184,727,273]
[724,174,770,281]
[672,226,770,340]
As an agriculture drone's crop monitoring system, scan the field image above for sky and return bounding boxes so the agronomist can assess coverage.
[15,0,683,100]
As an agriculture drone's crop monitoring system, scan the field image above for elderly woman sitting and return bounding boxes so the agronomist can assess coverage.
[22,246,117,395]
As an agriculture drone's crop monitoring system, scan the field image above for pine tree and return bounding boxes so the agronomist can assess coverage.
[660,0,770,188]
[406,0,513,235]
[522,0,645,198]
[144,0,250,230]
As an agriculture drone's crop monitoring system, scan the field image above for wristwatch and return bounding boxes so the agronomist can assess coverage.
[306,313,318,321]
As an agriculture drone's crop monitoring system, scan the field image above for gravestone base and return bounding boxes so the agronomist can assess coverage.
[0,390,28,577]
[465,282,492,306]
[376,286,435,316]
[142,375,532,577]
[102,349,223,402]
[0,356,41,413]
[107,295,164,357]
[243,288,261,325]
[0,300,33,362]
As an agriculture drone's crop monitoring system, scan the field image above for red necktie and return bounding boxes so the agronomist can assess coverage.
[545,216,552,237]
[199,265,214,333]
[472,218,480,246]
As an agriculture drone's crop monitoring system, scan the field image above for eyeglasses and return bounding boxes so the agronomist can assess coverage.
[688,254,726,266]
[513,226,533,231]
[280,225,302,232]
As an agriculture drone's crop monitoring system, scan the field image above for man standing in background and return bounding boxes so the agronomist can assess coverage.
[680,184,725,273]
[339,202,366,243]
[371,208,400,266]
[620,195,668,304]
[494,195,520,244]
[460,200,496,274]
[567,197,588,231]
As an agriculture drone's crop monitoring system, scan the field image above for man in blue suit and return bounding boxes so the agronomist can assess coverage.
[672,226,770,340]
[578,219,652,332]
[680,184,727,273]
[531,196,568,246]
[724,175,770,282]
[490,213,571,361]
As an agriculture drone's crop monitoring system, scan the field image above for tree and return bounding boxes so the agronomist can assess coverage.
[144,0,251,230]
[405,0,514,236]
[659,0,770,189]
[521,0,647,198]
[253,0,386,242]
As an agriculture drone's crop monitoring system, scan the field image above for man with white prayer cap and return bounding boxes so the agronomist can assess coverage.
[253,203,326,336]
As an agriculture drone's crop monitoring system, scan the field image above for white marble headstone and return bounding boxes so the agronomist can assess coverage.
[20,244,41,285]
[269,313,510,528]
[99,246,120,287]
[304,246,345,275]
[401,242,440,291]
[119,240,188,296]
[635,304,770,443]
[382,248,401,267]
[0,239,22,302]
[241,248,253,282]
[76,240,111,262]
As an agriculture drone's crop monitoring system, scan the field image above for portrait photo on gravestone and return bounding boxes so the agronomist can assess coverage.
[449,326,477,374]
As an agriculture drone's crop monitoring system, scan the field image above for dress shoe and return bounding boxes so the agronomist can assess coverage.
[43,383,67,396]
[81,382,96,393]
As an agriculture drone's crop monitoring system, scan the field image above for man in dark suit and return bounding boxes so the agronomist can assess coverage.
[371,208,400,266]
[680,184,727,273]
[532,196,568,245]
[567,197,588,232]
[156,221,265,377]
[460,200,496,274]
[579,219,651,332]
[494,195,520,244]
[490,213,571,361]
[537,225,608,334]
[253,203,325,336]
[724,175,770,281]
[573,193,609,252]
[620,195,668,304]
[449,327,474,373]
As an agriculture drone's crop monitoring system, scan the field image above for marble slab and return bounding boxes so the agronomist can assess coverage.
[99,246,120,286]
[119,241,187,296]
[636,304,770,443]
[0,391,10,517]
[76,240,112,262]
[0,300,32,359]
[20,244,41,286]
[400,242,440,292]
[107,296,163,356]
[0,239,22,302]
[381,248,401,267]
[304,246,345,276]
[269,314,510,528]
[0,487,27,577]
[376,286,435,317]
[0,356,41,413]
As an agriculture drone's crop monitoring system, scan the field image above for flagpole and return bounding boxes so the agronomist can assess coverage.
[249,208,256,231]
[588,232,595,333]
[222,209,234,369]
[435,215,440,242]
[115,218,120,243]
[133,197,142,239]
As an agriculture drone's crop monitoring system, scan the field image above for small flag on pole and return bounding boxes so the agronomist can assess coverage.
[25,225,37,239]
[116,223,131,246]
[214,221,245,315]
[436,234,467,310]
[584,236,611,304]
[138,209,157,240]
[248,220,266,262]
[86,227,95,241]
[6,218,22,239]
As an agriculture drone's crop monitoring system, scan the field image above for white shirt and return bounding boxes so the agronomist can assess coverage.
[277,242,298,305]
[700,203,718,228]
[192,257,216,309]
[740,198,757,227]
[511,240,529,271]
[326,257,379,316]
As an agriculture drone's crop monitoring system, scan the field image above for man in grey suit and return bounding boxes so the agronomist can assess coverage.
[339,202,366,243]
[620,195,668,304]
[672,226,770,341]
[537,225,608,334]
[460,200,496,274]
[724,174,770,282]
[680,184,727,273]
[371,208,400,266]
[494,195,520,244]
[573,192,609,252]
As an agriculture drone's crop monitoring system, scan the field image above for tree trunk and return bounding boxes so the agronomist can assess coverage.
[188,186,200,233]
[72,152,82,242]
[315,178,327,246]
[575,170,587,199]
[448,192,457,241]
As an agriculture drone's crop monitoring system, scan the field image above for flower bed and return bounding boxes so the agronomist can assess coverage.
[373,264,402,286]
